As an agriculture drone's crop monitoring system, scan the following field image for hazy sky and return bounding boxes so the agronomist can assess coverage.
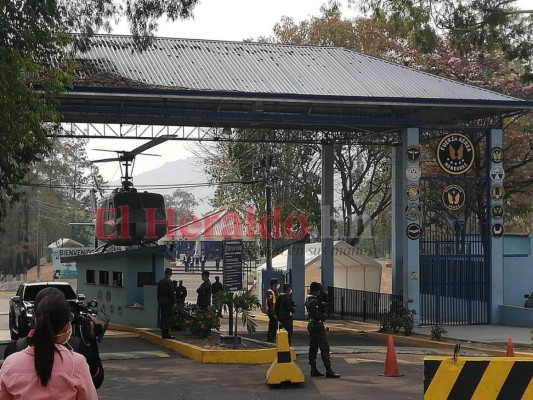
[87,0,531,182]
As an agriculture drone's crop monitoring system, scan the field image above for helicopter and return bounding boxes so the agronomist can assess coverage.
[91,137,170,250]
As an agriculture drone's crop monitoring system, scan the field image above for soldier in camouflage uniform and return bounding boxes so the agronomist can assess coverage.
[305,281,340,378]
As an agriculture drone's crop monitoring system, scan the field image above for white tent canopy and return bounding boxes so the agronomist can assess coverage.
[256,241,382,298]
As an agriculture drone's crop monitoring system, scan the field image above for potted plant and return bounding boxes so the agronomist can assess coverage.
[212,290,260,348]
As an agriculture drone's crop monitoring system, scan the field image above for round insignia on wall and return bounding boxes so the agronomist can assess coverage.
[405,204,421,221]
[406,146,421,162]
[491,223,504,238]
[406,223,421,240]
[406,184,420,201]
[489,166,505,182]
[436,133,475,175]
[490,185,505,200]
[406,165,421,181]
[491,205,504,220]
[490,147,503,163]
[442,185,466,211]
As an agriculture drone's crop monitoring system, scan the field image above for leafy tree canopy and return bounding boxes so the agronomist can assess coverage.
[0,0,198,221]
[350,0,533,81]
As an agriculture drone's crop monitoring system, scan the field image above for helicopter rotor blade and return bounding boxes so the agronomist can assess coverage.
[91,149,120,153]
[123,135,171,158]
[136,153,161,157]
[91,157,120,164]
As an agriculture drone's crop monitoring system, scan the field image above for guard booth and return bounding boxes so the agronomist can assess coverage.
[62,245,173,329]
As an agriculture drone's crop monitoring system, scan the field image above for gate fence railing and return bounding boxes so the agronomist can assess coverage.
[327,286,403,323]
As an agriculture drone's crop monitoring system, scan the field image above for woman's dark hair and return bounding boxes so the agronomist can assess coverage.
[33,293,71,386]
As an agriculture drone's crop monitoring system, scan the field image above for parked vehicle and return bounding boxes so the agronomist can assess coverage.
[8,282,93,340]
[524,293,533,309]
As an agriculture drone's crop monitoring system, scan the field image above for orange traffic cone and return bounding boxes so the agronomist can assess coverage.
[382,336,402,377]
[506,338,515,357]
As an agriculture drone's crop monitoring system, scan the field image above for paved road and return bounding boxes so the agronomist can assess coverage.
[68,337,425,400]
[0,291,427,399]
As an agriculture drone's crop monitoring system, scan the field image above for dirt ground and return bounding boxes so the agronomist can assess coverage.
[7,263,77,291]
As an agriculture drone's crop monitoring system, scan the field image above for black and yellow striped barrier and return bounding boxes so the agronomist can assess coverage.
[424,356,533,399]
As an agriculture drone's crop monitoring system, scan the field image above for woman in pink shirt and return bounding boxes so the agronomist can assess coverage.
[0,292,97,400]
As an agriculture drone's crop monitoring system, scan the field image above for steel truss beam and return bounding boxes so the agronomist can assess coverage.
[60,123,403,145]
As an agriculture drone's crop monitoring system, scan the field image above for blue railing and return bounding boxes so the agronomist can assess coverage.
[328,287,403,323]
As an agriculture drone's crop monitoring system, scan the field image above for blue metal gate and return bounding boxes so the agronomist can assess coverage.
[418,132,490,325]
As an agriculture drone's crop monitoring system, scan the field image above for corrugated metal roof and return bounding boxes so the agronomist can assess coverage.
[75,35,519,103]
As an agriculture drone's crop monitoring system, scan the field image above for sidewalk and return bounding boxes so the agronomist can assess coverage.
[251,312,532,353]
[415,324,532,346]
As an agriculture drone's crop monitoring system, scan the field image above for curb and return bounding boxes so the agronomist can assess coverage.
[108,322,287,364]
[135,329,289,364]
[251,316,533,357]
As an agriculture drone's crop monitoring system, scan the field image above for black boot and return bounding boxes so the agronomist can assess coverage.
[310,364,325,377]
[325,366,340,378]
[162,330,175,339]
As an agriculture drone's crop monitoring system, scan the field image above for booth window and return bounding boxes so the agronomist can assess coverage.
[86,270,96,284]
[137,272,153,287]
[112,271,123,287]
[99,270,109,285]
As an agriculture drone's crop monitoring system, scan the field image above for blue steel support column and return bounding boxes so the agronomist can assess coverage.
[404,128,420,322]
[391,146,407,294]
[288,242,306,319]
[391,144,404,294]
[489,128,504,324]
[321,142,335,291]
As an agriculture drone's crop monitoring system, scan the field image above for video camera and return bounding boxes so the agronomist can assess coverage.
[72,299,110,343]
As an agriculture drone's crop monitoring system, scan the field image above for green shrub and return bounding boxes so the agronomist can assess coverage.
[430,324,448,341]
[379,298,416,336]
[171,303,220,338]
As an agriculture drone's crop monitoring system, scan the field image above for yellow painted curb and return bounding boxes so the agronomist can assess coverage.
[135,329,294,364]
[251,316,533,356]
[366,331,533,357]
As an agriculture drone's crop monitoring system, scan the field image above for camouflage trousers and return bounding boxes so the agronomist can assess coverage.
[307,321,331,368]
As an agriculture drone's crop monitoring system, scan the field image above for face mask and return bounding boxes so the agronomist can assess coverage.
[276,284,280,290]
[55,325,72,345]
[289,289,293,295]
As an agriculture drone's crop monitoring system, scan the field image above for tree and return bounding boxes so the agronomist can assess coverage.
[350,0,533,80]
[335,144,392,247]
[273,3,399,247]
[0,0,199,222]
[198,130,321,244]
[212,290,261,348]
[163,188,198,225]
[0,137,102,275]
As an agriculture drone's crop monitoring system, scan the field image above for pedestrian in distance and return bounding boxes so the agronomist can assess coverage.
[215,254,221,271]
[276,283,295,345]
[211,276,224,317]
[157,267,177,339]
[265,278,279,343]
[187,254,193,273]
[0,290,98,399]
[4,287,105,389]
[194,253,200,271]
[200,252,206,272]
[306,281,340,378]
[183,254,189,273]
[175,280,187,305]
[196,270,212,311]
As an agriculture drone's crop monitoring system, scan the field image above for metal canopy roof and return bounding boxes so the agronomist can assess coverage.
[59,35,533,131]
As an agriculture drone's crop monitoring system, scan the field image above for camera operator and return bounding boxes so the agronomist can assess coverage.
[4,287,105,389]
